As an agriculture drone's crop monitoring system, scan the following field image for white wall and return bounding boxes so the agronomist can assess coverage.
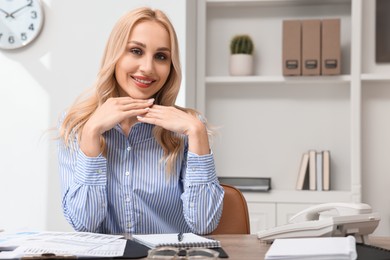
[0,0,189,232]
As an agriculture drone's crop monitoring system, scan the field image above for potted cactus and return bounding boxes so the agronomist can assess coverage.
[229,34,254,76]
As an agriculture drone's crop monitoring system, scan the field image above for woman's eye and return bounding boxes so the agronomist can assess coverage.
[155,53,168,61]
[130,48,142,55]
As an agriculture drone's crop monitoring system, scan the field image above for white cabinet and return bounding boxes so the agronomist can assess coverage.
[194,0,390,234]
[246,202,275,234]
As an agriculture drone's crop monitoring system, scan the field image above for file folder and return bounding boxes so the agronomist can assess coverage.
[302,19,321,76]
[282,20,301,76]
[322,19,341,75]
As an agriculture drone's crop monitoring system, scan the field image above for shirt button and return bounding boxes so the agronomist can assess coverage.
[125,171,130,176]
[96,169,103,174]
[191,167,197,171]
[127,146,131,151]
[127,222,132,228]
[190,202,195,208]
[126,197,131,202]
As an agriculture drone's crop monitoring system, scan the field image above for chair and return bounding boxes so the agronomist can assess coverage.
[210,183,251,234]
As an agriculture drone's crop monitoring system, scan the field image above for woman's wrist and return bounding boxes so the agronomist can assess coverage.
[187,121,210,155]
[80,122,102,157]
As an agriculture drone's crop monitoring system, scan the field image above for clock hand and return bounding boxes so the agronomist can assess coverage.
[0,8,13,18]
[9,0,33,17]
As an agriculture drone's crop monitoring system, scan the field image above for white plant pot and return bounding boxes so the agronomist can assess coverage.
[229,54,254,76]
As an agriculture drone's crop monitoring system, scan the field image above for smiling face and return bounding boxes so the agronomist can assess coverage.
[115,20,172,99]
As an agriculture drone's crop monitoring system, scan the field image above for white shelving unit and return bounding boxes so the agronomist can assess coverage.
[195,0,368,233]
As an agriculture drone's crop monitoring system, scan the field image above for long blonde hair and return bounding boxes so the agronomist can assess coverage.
[59,7,188,174]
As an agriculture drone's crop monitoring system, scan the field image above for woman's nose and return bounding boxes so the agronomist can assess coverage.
[139,56,154,74]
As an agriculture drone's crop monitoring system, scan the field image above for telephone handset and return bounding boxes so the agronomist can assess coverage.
[257,202,380,244]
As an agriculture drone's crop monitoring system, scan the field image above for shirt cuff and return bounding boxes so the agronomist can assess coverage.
[185,151,218,183]
[74,149,107,185]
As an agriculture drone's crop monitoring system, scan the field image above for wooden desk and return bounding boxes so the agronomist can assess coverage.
[211,234,269,260]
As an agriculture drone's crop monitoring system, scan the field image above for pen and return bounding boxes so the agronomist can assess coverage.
[178,232,183,242]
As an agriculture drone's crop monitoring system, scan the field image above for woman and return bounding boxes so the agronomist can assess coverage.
[57,7,224,235]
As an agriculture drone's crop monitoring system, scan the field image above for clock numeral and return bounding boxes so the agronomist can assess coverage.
[21,33,27,41]
[31,11,37,19]
[8,36,15,44]
[29,24,35,31]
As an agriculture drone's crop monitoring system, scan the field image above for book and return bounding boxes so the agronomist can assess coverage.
[323,150,331,191]
[309,150,317,190]
[316,151,323,191]
[296,152,309,190]
[132,233,221,249]
[265,236,357,260]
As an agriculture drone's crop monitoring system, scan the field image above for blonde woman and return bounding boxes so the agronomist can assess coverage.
[58,7,224,235]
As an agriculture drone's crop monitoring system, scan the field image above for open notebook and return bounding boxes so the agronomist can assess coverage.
[132,233,221,249]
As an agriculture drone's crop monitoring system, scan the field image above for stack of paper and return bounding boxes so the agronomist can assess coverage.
[265,236,357,260]
[0,231,126,259]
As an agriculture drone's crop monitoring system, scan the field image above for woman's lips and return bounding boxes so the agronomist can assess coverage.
[132,76,154,88]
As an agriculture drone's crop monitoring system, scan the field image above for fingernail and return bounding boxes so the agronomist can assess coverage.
[147,98,155,103]
[137,115,143,119]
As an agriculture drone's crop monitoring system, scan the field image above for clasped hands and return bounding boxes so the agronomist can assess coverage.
[81,96,210,156]
[89,96,205,138]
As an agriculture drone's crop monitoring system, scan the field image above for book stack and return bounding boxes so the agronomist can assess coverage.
[295,150,331,191]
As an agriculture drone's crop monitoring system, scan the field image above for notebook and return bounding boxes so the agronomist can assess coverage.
[265,236,357,260]
[131,233,221,249]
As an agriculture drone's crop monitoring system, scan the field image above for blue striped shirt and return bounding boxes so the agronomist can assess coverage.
[57,122,224,235]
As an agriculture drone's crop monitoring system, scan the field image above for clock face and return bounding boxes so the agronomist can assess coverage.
[0,0,44,50]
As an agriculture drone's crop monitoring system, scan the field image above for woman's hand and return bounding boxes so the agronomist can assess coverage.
[88,97,154,134]
[137,105,210,155]
[80,97,154,156]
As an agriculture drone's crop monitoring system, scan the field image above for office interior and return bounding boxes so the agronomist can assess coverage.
[1,0,389,237]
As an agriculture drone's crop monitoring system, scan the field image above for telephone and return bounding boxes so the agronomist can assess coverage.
[257,202,380,244]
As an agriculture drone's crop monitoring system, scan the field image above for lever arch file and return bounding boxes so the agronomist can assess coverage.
[302,19,321,76]
[282,20,301,76]
[322,19,341,75]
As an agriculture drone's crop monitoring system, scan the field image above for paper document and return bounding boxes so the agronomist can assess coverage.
[265,236,357,260]
[0,231,126,258]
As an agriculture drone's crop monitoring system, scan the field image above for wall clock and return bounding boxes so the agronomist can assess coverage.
[0,0,44,50]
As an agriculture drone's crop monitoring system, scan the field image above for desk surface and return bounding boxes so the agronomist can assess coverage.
[211,234,269,260]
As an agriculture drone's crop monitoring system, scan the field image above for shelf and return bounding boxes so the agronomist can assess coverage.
[205,75,351,85]
[197,0,364,231]
[243,190,352,204]
[361,74,390,82]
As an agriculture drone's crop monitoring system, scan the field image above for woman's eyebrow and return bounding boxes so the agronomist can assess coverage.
[128,41,171,52]
[129,40,145,47]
